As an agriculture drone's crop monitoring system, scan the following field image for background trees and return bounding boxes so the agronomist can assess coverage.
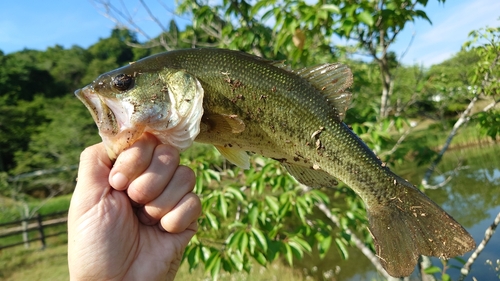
[1,1,499,280]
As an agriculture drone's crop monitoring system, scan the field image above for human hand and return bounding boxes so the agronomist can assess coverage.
[68,133,201,281]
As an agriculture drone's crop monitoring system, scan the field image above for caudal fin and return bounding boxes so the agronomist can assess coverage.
[366,182,475,277]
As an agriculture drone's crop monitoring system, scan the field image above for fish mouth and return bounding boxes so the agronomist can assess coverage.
[75,86,145,160]
[75,86,118,135]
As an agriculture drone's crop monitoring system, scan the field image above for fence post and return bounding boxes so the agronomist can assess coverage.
[37,213,46,249]
[22,218,29,248]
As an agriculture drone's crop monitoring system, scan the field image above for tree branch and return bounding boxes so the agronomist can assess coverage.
[8,165,78,182]
[421,95,478,188]
[300,185,397,280]
[459,210,500,280]
[379,125,415,158]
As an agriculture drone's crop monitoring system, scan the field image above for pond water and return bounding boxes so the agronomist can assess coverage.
[296,144,500,281]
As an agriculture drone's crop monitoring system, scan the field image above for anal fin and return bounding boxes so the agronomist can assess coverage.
[282,163,338,188]
[215,145,250,169]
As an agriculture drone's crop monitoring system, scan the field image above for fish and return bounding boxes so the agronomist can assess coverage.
[75,48,475,277]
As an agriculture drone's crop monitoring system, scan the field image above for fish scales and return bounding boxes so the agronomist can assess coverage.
[165,50,393,203]
[75,48,475,277]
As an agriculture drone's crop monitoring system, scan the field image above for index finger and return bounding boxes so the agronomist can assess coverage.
[109,133,161,190]
[71,142,113,209]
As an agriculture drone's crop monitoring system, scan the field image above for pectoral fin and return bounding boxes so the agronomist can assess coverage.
[282,163,338,188]
[215,145,250,169]
[202,113,246,134]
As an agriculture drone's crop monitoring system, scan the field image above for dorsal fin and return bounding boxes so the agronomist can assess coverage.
[294,63,353,120]
[269,60,292,71]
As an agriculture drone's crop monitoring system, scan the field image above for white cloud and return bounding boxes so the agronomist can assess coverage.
[395,0,500,66]
[419,0,500,47]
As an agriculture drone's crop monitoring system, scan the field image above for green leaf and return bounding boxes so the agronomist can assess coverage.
[227,231,240,250]
[309,189,330,204]
[218,193,228,218]
[265,196,279,214]
[205,212,219,230]
[321,4,340,13]
[226,186,245,201]
[251,0,269,17]
[248,205,259,226]
[251,227,268,251]
[239,231,249,254]
[205,251,221,279]
[289,236,312,252]
[340,19,354,37]
[423,265,441,274]
[186,245,199,267]
[288,241,304,259]
[252,251,267,266]
[357,11,374,26]
[207,169,221,181]
[284,243,293,266]
[318,235,332,259]
[229,251,244,271]
[335,238,349,260]
[278,200,292,218]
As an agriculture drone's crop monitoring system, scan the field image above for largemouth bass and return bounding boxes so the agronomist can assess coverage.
[75,48,475,277]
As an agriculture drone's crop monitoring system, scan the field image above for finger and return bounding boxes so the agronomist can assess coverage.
[137,166,195,224]
[159,193,201,233]
[72,143,113,208]
[109,133,160,190]
[127,144,181,205]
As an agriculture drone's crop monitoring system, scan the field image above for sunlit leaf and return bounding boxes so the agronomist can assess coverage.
[218,193,228,218]
[229,251,244,271]
[335,238,349,260]
[284,243,293,266]
[321,4,340,13]
[239,231,249,254]
[205,212,219,230]
[265,196,279,214]
[423,265,441,274]
[252,251,267,266]
[251,227,268,251]
[318,235,332,259]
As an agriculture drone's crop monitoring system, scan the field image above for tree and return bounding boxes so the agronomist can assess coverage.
[244,0,446,118]
[87,1,498,279]
[82,28,144,83]
[422,27,500,188]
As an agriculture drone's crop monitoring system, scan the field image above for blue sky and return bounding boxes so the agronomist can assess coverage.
[1,0,499,66]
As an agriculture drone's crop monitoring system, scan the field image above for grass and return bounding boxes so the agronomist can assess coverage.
[0,237,68,281]
[0,238,310,281]
[0,194,72,224]
[0,190,308,280]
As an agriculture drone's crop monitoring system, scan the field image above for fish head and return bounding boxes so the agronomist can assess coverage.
[75,64,204,160]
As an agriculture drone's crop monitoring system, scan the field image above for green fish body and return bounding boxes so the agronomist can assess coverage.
[75,48,475,277]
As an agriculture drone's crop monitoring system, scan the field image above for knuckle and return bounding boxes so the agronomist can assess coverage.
[175,166,196,189]
[155,144,180,165]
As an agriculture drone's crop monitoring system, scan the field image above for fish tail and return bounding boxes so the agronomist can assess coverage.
[366,181,475,277]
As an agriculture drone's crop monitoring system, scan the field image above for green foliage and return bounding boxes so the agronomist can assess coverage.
[476,110,500,140]
[179,145,368,279]
[464,27,500,139]
[3,2,500,279]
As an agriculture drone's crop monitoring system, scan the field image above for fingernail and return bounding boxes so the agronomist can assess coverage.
[111,173,128,189]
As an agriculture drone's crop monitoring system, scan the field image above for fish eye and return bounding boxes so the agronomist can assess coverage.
[111,74,133,91]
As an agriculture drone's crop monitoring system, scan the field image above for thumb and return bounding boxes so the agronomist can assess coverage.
[71,143,113,211]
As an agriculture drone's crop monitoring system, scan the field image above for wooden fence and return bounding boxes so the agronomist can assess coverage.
[0,210,68,250]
